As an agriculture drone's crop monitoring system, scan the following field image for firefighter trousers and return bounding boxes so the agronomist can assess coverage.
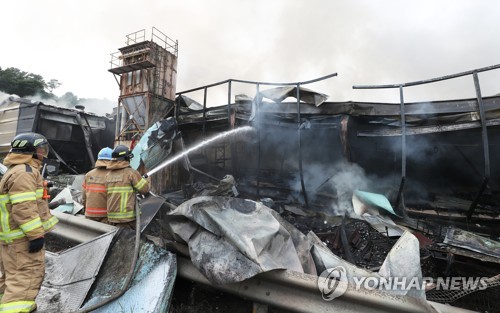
[0,241,44,312]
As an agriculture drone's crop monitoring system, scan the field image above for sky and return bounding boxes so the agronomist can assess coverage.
[1,0,500,115]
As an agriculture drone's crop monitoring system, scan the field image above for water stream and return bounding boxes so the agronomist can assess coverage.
[146,126,254,177]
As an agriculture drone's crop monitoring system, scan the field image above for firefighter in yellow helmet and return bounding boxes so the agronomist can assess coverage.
[105,145,149,229]
[82,147,113,223]
[0,132,59,312]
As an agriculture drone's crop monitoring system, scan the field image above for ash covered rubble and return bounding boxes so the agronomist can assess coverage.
[126,82,500,312]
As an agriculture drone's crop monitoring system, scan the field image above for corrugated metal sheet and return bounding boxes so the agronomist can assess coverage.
[81,229,177,313]
[36,230,117,312]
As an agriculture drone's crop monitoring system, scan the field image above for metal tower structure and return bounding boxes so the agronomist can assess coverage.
[109,27,178,148]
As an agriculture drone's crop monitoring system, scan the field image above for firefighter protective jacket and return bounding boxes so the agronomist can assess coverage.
[0,153,58,244]
[105,160,149,223]
[82,160,110,218]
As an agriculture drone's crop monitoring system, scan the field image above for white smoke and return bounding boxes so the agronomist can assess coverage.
[4,0,500,105]
[0,91,15,105]
[20,94,115,116]
[77,98,116,116]
[289,160,385,216]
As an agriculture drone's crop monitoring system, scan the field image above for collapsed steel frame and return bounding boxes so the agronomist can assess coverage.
[137,67,500,311]
[353,63,500,219]
[175,73,338,209]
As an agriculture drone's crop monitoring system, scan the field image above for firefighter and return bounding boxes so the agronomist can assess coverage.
[105,145,149,229]
[82,147,113,223]
[0,132,59,312]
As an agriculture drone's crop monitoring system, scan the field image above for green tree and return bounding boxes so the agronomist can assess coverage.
[0,66,60,98]
[47,79,62,93]
[59,92,79,107]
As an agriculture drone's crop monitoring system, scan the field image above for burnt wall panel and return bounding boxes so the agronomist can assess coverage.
[348,116,499,201]
[0,101,22,154]
[17,103,37,134]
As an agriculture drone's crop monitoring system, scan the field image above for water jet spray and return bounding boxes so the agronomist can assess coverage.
[143,126,254,178]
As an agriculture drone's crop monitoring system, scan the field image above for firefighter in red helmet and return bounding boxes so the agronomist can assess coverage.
[0,132,59,312]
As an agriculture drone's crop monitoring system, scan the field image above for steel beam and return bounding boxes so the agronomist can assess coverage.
[176,257,474,313]
[51,211,116,243]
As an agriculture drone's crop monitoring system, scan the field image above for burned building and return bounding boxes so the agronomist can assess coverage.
[155,68,500,220]
[0,96,115,173]
[131,64,500,312]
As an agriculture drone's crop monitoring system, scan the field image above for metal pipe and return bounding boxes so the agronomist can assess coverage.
[256,83,261,197]
[467,72,491,219]
[228,80,232,129]
[353,63,500,89]
[297,84,309,209]
[188,165,220,182]
[394,86,407,211]
[174,95,178,120]
[227,81,240,176]
[472,72,490,177]
[202,87,207,138]
[178,135,221,182]
[176,73,338,95]
[50,211,117,243]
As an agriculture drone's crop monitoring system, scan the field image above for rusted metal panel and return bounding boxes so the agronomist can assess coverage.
[111,29,178,145]
[113,41,177,100]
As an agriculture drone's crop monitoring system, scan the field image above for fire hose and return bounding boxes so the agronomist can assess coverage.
[74,197,141,313]
[77,150,173,311]
[75,127,253,311]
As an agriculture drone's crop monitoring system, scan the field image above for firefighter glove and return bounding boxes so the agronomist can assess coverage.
[29,237,45,253]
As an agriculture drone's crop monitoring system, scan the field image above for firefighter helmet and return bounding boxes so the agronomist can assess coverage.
[97,147,113,160]
[112,145,134,160]
[10,132,49,158]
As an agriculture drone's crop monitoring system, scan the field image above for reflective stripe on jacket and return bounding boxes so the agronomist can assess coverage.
[105,160,149,223]
[82,160,110,218]
[0,153,58,244]
[0,299,36,312]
